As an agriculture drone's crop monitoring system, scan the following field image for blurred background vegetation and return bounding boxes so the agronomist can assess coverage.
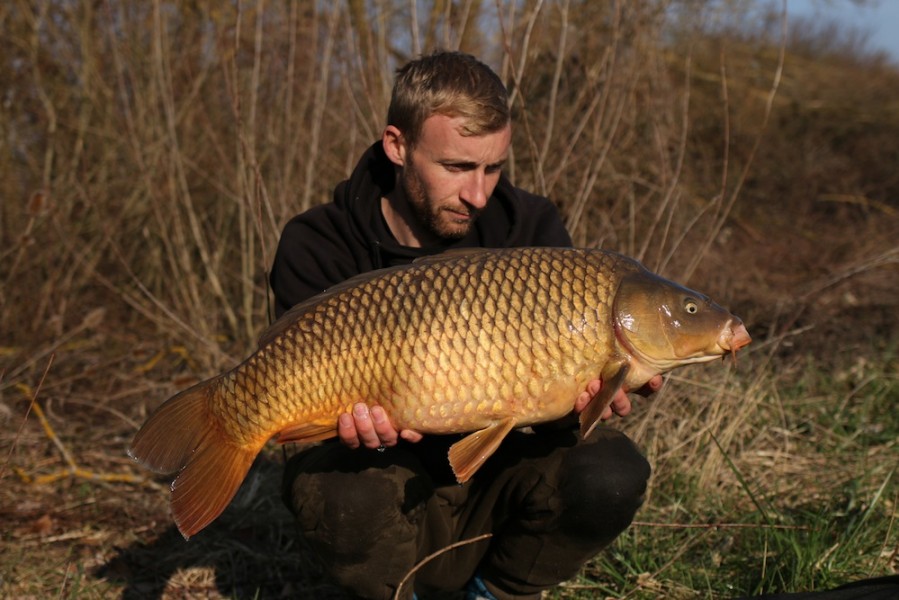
[1,1,896,598]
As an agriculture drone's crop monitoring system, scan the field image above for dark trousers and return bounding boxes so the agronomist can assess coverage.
[282,427,650,600]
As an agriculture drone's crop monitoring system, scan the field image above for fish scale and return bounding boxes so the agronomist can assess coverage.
[129,246,751,539]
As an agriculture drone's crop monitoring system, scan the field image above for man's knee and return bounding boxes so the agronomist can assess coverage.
[283,444,432,537]
[282,444,433,599]
[558,428,650,541]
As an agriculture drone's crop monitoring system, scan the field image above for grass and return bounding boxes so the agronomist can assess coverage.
[574,482,895,599]
[2,339,894,599]
[553,348,899,599]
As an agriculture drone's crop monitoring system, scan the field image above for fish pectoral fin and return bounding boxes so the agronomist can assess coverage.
[579,363,630,439]
[448,417,517,484]
[276,420,337,444]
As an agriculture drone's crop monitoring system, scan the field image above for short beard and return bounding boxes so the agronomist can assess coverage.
[401,155,476,241]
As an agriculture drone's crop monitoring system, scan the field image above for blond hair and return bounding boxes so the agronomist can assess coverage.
[387,51,510,146]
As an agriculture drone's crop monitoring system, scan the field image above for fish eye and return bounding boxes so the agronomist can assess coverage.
[684,298,699,314]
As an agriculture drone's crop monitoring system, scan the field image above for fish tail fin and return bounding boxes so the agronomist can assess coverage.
[129,378,257,539]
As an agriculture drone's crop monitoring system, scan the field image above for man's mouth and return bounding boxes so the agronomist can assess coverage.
[444,207,475,221]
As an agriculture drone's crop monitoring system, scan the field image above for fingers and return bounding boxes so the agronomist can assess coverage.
[608,389,632,418]
[574,377,640,422]
[400,429,424,443]
[355,403,397,449]
[573,379,602,414]
[633,374,663,397]
[338,403,416,449]
[337,412,361,448]
[369,405,399,447]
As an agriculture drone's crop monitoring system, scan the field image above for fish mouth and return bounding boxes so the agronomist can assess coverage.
[718,320,752,354]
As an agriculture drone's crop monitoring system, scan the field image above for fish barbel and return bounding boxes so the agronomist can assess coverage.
[129,247,751,538]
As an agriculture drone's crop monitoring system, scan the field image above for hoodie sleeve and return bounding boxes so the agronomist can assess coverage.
[269,205,364,318]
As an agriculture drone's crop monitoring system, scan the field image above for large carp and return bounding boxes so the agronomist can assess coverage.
[130,247,751,539]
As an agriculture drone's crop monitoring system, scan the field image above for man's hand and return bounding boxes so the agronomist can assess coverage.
[573,374,663,420]
[337,403,423,449]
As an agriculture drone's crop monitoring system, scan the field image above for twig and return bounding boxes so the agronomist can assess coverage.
[18,526,157,547]
[31,399,77,471]
[300,2,341,212]
[0,309,103,390]
[632,521,810,531]
[151,0,239,336]
[537,0,570,167]
[5,356,147,488]
[645,45,692,270]
[15,399,145,486]
[798,246,899,305]
[498,0,547,195]
[392,533,493,600]
[682,0,787,282]
[2,354,54,481]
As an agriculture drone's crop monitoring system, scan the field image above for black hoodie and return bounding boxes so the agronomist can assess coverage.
[270,141,572,317]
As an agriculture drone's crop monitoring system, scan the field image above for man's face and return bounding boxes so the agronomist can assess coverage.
[399,115,511,240]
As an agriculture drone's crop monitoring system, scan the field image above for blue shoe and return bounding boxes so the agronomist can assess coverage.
[465,573,499,600]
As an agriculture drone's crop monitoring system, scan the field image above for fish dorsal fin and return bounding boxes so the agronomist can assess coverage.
[579,362,630,439]
[259,248,500,348]
[258,265,414,348]
[411,247,497,266]
[448,417,517,483]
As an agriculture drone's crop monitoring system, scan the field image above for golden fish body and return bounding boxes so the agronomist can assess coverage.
[220,247,623,441]
[130,247,751,539]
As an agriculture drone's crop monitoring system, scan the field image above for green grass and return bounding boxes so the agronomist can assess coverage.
[559,475,896,599]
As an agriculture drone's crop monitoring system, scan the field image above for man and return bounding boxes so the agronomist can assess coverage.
[270,51,658,600]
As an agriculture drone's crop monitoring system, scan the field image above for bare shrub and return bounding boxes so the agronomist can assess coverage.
[2,1,767,360]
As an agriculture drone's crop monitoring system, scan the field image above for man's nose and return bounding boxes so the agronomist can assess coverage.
[460,170,489,209]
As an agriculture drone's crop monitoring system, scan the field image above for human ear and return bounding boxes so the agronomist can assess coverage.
[382,125,407,167]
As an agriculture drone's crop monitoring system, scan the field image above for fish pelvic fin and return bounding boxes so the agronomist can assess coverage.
[448,417,517,483]
[276,420,338,444]
[579,363,630,439]
[128,379,257,540]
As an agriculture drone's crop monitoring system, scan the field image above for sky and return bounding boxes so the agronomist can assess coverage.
[786,0,899,61]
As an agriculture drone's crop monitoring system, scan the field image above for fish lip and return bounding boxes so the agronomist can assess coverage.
[719,320,752,352]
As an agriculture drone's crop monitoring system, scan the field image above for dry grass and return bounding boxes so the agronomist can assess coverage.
[2,1,898,598]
